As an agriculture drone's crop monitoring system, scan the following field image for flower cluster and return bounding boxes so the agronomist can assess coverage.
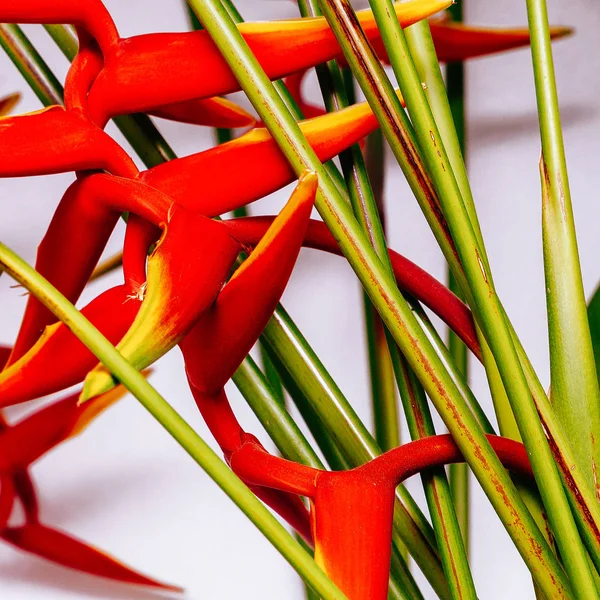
[0,0,569,597]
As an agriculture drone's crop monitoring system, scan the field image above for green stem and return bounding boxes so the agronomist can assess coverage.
[441,0,470,553]
[0,242,346,600]
[232,357,322,468]
[391,351,476,600]
[527,0,600,495]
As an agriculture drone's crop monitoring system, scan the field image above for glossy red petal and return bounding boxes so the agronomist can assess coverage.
[141,94,389,217]
[429,19,572,63]
[8,174,168,365]
[81,211,241,400]
[224,217,481,360]
[0,0,118,54]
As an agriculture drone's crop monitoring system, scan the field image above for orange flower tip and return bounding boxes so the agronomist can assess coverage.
[0,92,21,116]
[79,369,118,405]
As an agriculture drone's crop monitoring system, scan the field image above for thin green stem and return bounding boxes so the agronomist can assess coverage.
[232,356,323,468]
[0,24,62,106]
[440,0,470,553]
[0,242,346,600]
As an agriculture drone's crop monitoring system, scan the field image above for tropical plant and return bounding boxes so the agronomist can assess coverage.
[0,0,595,598]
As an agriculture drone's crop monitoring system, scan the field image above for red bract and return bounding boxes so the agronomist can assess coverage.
[0,0,118,54]
[84,172,317,399]
[225,216,481,359]
[231,434,532,599]
[84,0,446,126]
[0,106,137,178]
[140,93,396,216]
[0,362,180,590]
[1,524,181,591]
[148,96,256,128]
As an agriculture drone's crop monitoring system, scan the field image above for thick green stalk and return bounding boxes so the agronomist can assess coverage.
[0,243,346,600]
[362,128,404,451]
[402,9,600,581]
[527,0,600,493]
[186,0,576,595]
[323,0,593,593]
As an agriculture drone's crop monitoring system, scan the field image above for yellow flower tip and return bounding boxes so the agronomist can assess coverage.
[298,169,318,189]
[0,92,21,117]
[79,369,118,405]
[549,25,574,40]
[430,0,454,13]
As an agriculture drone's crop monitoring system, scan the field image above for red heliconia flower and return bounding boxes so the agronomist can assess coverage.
[231,434,532,599]
[83,171,318,400]
[0,216,480,408]
[7,91,394,377]
[0,105,137,179]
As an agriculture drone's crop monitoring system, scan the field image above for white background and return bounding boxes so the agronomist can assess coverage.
[0,0,599,598]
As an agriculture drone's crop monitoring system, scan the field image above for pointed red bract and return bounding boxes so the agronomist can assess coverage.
[2,524,182,591]
[182,172,317,395]
[224,216,481,359]
[85,0,447,125]
[0,106,137,178]
[0,285,141,407]
[141,96,384,216]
